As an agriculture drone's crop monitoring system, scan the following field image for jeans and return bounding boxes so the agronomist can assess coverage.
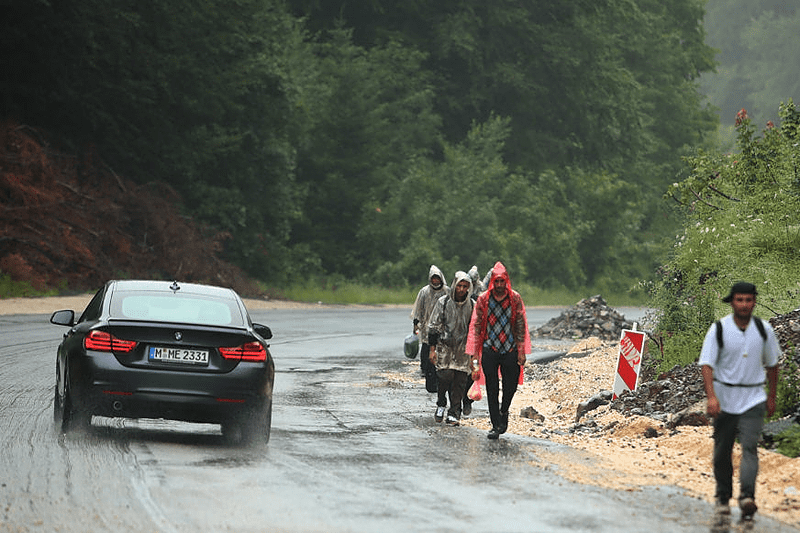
[481,346,520,429]
[712,402,766,503]
[436,369,468,419]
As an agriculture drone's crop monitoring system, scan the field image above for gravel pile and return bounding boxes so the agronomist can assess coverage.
[533,295,635,341]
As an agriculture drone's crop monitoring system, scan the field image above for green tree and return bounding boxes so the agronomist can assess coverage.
[289,28,440,275]
[701,0,800,126]
[287,0,717,288]
[1,0,314,277]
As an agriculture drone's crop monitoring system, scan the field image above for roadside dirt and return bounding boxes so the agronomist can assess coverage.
[0,294,392,316]
[8,296,799,527]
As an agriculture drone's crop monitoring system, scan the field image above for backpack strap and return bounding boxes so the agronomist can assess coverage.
[715,316,768,349]
[753,316,767,341]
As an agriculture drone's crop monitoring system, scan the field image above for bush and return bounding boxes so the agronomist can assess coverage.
[774,424,800,458]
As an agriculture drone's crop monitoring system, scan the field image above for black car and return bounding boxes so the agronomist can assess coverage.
[50,280,275,444]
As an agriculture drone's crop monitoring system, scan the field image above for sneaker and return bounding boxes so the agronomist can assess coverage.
[740,497,757,518]
[487,427,500,440]
[714,501,730,516]
[462,400,472,416]
[445,415,459,426]
[434,406,445,423]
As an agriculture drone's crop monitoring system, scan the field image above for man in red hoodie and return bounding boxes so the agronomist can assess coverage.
[466,261,531,439]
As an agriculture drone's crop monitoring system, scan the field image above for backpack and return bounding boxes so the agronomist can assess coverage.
[715,316,767,349]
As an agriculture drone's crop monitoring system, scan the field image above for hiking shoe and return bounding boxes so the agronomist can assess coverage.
[462,400,472,416]
[498,411,509,434]
[445,415,459,426]
[487,427,500,440]
[740,497,757,518]
[434,406,445,423]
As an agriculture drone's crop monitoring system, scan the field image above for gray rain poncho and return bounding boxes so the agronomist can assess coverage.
[426,270,474,374]
[467,265,485,299]
[410,265,448,340]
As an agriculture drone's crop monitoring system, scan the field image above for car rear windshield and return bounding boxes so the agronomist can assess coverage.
[110,293,245,327]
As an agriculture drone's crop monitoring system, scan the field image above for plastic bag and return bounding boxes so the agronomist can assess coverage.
[403,333,419,359]
[467,380,482,401]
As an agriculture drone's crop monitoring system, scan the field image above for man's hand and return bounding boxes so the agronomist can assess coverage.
[517,351,526,367]
[706,396,721,417]
[701,364,720,417]
[767,396,776,418]
[470,358,480,379]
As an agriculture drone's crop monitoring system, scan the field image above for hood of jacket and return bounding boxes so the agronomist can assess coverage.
[487,261,512,294]
[428,264,445,290]
[449,270,473,303]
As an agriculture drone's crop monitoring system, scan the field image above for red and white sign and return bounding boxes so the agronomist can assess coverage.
[612,328,646,399]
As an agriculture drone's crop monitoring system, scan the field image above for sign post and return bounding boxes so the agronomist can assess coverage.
[612,326,646,400]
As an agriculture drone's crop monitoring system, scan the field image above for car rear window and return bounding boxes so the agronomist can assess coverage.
[111,293,244,326]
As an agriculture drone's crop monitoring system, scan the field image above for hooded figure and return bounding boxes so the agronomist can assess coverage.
[466,261,531,439]
[411,265,448,391]
[426,271,474,424]
[428,271,474,375]
[467,265,484,301]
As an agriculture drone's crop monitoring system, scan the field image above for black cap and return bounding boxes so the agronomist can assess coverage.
[722,281,757,302]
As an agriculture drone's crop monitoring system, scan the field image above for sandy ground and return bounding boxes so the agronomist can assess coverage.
[6,295,800,527]
[0,294,354,316]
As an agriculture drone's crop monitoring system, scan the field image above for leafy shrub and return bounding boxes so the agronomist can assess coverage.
[774,424,800,458]
[649,101,800,410]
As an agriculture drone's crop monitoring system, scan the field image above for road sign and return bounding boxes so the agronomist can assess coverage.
[612,328,646,399]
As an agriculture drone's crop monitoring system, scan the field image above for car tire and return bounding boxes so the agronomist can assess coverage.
[61,364,90,432]
[223,399,271,446]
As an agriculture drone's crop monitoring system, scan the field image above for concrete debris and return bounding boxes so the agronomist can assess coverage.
[519,406,545,422]
[533,295,635,341]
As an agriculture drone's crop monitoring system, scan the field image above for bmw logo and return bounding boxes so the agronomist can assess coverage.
[174,331,182,341]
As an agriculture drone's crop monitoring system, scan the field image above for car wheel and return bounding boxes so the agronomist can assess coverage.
[53,363,64,426]
[61,364,90,432]
[223,399,272,446]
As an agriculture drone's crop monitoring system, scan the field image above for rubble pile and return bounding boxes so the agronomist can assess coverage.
[608,364,708,428]
[769,309,800,364]
[533,295,635,341]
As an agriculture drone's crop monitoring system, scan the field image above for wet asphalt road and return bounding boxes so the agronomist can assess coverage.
[1,306,797,532]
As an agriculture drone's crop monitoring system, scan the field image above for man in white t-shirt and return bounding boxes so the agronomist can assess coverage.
[699,281,780,520]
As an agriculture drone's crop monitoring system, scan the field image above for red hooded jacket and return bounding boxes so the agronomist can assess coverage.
[466,262,531,381]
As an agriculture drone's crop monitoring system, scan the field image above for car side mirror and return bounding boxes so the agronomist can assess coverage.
[50,309,75,327]
[253,323,272,340]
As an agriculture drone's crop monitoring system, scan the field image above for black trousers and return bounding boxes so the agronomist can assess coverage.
[481,346,520,429]
[436,369,468,419]
[419,342,438,392]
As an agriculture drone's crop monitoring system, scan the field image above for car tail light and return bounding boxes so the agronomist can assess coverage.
[84,330,137,353]
[219,342,266,362]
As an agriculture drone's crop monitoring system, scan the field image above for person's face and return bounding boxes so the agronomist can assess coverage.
[454,280,470,301]
[731,293,756,320]
[492,277,507,298]
[430,275,442,288]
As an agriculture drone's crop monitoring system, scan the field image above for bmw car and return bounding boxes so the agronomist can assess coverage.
[50,280,275,444]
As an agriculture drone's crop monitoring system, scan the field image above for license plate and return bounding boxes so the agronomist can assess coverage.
[148,346,209,365]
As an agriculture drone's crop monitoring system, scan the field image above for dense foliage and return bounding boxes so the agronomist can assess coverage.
[2,0,717,291]
[647,101,800,415]
[701,0,800,127]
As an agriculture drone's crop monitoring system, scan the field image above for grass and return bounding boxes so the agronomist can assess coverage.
[0,273,60,298]
[262,277,650,307]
